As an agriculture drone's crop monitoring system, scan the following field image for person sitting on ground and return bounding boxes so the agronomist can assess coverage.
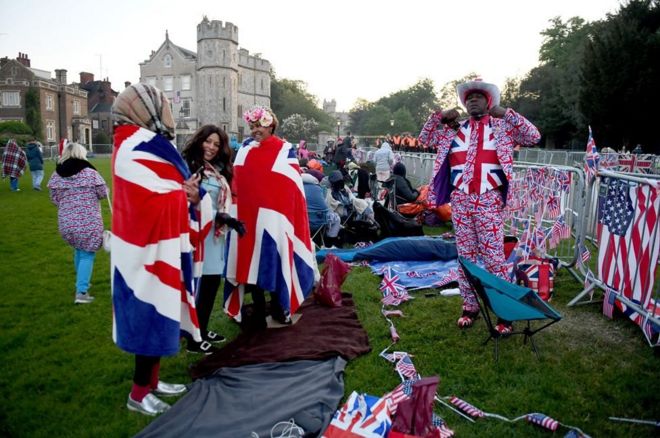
[302,170,341,247]
[391,162,420,204]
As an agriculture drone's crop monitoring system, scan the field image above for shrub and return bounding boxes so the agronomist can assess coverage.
[0,120,33,135]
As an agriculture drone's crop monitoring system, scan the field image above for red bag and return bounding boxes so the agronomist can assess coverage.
[314,254,351,307]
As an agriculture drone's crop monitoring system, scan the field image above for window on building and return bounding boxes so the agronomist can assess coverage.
[46,94,54,110]
[261,78,265,91]
[73,99,81,115]
[223,97,226,112]
[10,67,17,77]
[237,104,243,119]
[163,54,172,68]
[46,120,56,141]
[181,99,190,117]
[181,75,191,90]
[101,119,107,130]
[1,91,20,107]
[163,76,173,91]
[223,77,226,89]
[146,77,156,88]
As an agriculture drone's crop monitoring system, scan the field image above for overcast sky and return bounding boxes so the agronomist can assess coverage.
[0,0,623,112]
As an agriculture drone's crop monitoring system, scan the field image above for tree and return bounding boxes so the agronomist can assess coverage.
[25,87,42,140]
[280,113,319,142]
[361,105,394,135]
[580,0,660,152]
[376,79,439,127]
[270,74,334,132]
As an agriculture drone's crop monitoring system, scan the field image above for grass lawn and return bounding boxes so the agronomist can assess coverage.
[0,157,658,437]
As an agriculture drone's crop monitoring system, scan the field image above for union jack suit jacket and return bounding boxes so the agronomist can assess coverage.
[418,109,540,206]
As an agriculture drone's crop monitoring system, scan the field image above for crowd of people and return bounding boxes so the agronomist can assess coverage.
[2,76,540,418]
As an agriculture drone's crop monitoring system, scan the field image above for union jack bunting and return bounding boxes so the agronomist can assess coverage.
[380,267,410,306]
[583,126,600,181]
[111,125,213,356]
[618,154,654,173]
[223,136,315,321]
[323,391,392,438]
[546,195,561,219]
[433,268,460,288]
[526,413,559,431]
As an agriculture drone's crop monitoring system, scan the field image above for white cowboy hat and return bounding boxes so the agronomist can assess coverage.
[456,78,500,109]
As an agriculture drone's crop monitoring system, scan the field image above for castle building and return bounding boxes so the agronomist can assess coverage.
[140,17,271,146]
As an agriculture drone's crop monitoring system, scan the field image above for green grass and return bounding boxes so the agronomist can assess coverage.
[1,157,658,437]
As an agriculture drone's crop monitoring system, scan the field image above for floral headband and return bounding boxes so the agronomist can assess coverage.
[243,106,274,127]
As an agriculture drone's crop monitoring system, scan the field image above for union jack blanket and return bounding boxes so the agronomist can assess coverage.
[224,136,315,320]
[111,125,212,356]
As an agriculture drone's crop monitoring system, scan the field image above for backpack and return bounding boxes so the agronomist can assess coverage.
[515,256,558,302]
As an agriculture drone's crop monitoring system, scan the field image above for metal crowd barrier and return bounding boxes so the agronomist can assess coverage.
[570,170,660,345]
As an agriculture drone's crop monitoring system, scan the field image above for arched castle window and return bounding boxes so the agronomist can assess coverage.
[163,54,172,68]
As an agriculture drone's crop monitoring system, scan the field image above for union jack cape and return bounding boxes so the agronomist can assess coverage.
[111,125,212,356]
[223,136,315,321]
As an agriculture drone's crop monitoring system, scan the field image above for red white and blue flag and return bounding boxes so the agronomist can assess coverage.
[379,267,410,306]
[584,126,600,181]
[323,391,393,438]
[111,125,212,356]
[597,178,660,332]
[223,136,315,321]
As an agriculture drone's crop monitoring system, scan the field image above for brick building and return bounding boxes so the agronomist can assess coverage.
[0,53,91,145]
[78,72,118,141]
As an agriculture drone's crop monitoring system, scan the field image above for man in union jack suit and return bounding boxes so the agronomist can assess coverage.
[419,78,540,334]
[223,106,317,330]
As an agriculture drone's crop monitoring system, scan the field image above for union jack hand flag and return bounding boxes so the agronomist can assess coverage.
[380,267,410,305]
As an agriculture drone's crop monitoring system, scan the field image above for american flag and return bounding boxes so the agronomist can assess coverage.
[643,315,660,346]
[603,286,617,319]
[111,125,213,354]
[449,396,485,418]
[223,136,316,321]
[579,242,591,265]
[597,178,660,318]
[583,126,600,181]
[526,413,559,431]
[395,354,419,380]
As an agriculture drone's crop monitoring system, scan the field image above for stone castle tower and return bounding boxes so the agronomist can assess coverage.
[196,17,239,133]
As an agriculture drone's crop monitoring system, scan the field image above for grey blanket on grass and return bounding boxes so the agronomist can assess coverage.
[136,357,346,438]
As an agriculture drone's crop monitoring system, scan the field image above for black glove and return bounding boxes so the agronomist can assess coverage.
[215,212,246,236]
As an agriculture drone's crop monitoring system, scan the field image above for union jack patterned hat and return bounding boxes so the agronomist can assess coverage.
[457,78,500,109]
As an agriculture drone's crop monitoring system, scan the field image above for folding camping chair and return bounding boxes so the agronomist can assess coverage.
[308,206,329,249]
[459,257,562,361]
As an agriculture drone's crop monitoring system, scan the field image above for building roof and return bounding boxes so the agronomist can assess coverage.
[90,102,113,113]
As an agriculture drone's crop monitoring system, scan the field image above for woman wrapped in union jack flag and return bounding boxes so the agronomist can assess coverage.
[223,106,317,331]
[419,78,540,334]
[111,83,214,416]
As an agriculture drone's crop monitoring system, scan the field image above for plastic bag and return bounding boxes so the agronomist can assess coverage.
[314,254,350,307]
[102,230,112,252]
[390,377,440,438]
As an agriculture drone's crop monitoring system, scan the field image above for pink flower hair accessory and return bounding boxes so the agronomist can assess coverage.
[243,106,274,127]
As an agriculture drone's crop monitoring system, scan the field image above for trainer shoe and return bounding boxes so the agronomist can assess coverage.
[126,393,170,416]
[153,381,188,397]
[205,330,226,343]
[186,340,218,355]
[74,293,95,304]
[495,319,513,336]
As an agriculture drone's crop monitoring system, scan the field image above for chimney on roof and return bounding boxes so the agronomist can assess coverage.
[80,72,94,84]
[124,81,131,89]
[55,69,68,85]
[16,52,31,67]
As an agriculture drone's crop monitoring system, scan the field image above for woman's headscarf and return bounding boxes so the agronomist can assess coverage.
[112,83,175,139]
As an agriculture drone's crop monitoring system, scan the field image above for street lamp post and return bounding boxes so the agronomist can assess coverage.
[390,119,394,129]
[336,119,341,138]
